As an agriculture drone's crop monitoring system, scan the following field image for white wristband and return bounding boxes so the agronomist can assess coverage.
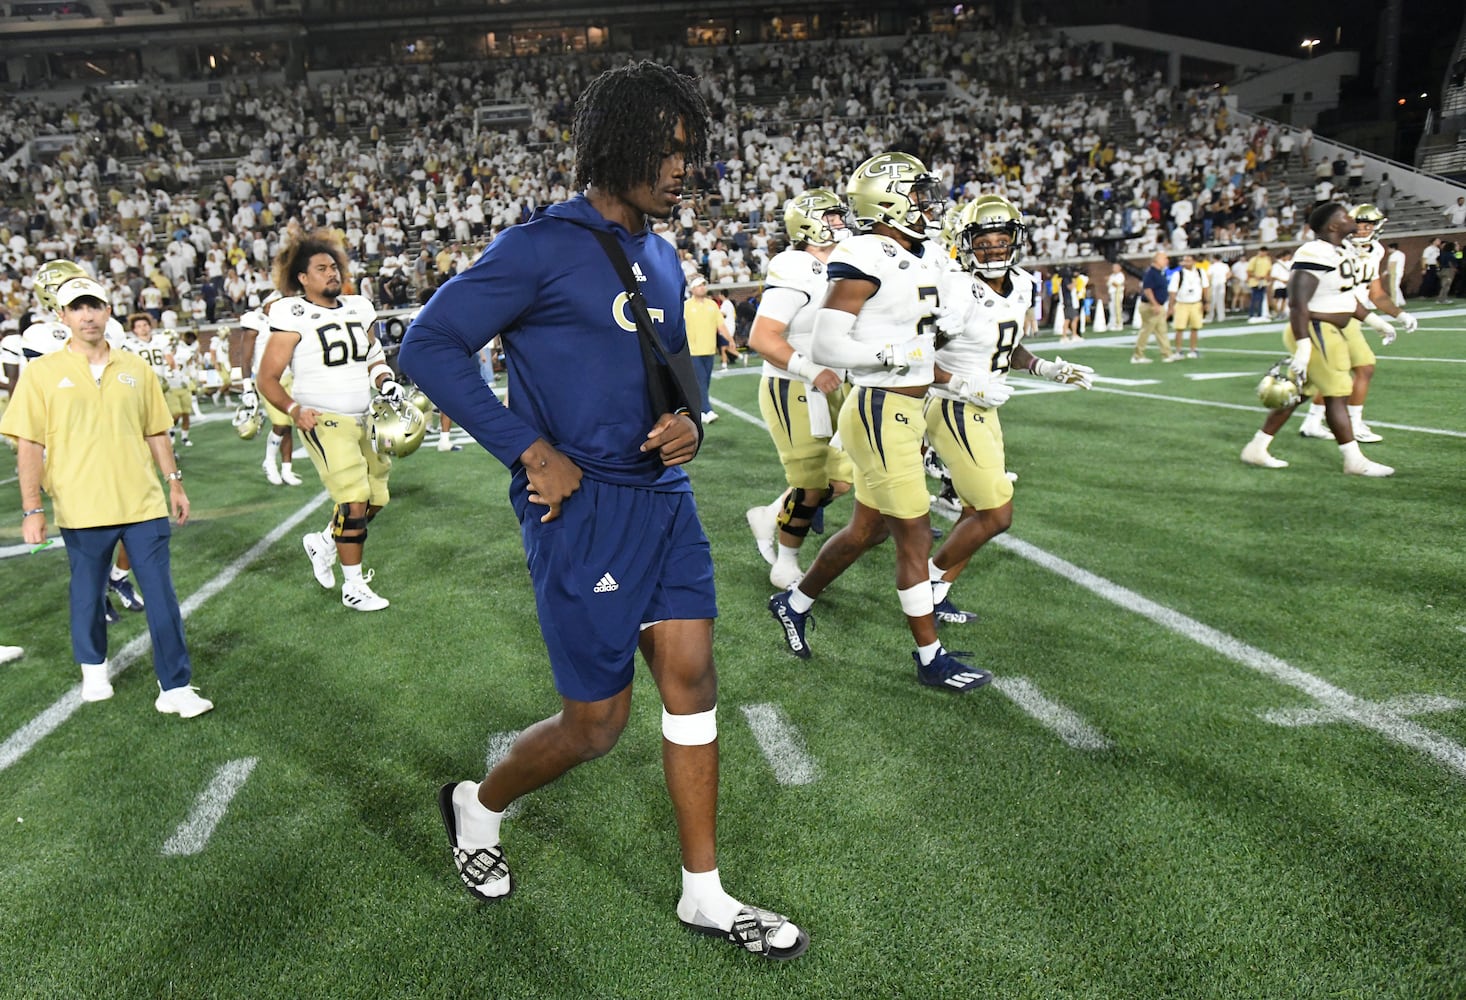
[785,351,821,382]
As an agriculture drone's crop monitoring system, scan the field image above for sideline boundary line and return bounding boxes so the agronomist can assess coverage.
[718,394,1466,777]
[0,491,331,775]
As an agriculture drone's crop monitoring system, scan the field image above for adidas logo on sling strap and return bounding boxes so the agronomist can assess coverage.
[593,573,619,593]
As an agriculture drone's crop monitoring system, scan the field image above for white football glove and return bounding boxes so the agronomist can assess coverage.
[932,304,967,340]
[1288,339,1312,382]
[1030,355,1095,389]
[1361,311,1396,345]
[377,378,406,404]
[240,389,258,409]
[951,375,1013,408]
[877,337,928,374]
[1398,311,1418,334]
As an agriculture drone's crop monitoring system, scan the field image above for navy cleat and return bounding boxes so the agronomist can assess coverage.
[768,591,813,659]
[914,649,992,693]
[108,575,146,612]
[103,597,121,625]
[932,596,978,625]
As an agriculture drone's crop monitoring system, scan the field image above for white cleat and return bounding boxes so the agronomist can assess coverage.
[80,662,114,702]
[1351,422,1383,444]
[155,683,214,718]
[770,560,803,591]
[702,410,718,424]
[303,531,338,589]
[342,571,390,611]
[745,504,779,567]
[1298,421,1334,440]
[279,467,304,486]
[1240,443,1289,469]
[1344,459,1394,478]
[1004,470,1019,483]
[262,460,283,486]
[0,645,23,665]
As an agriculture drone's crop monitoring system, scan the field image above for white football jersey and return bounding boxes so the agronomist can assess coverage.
[1289,239,1360,313]
[823,233,942,388]
[121,331,173,381]
[1351,238,1386,306]
[268,293,378,415]
[19,321,71,364]
[758,247,835,383]
[929,267,1036,404]
[170,340,198,387]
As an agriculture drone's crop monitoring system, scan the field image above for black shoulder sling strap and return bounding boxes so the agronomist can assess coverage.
[585,227,704,446]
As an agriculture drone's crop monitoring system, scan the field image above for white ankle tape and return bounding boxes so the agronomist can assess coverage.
[662,706,717,745]
[897,581,934,618]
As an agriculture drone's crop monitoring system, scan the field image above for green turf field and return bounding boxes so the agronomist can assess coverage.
[2,307,1463,999]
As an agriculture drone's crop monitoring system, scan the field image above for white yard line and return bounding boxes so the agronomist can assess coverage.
[0,491,331,775]
[161,757,258,856]
[992,535,1466,777]
[739,703,819,785]
[990,677,1113,751]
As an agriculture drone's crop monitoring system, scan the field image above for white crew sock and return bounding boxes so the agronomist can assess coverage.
[787,586,815,614]
[264,432,282,468]
[109,564,128,583]
[452,780,503,849]
[1347,404,1364,424]
[916,641,942,666]
[280,461,293,475]
[1339,440,1364,464]
[342,564,363,583]
[1249,430,1274,450]
[677,867,740,930]
[774,543,800,566]
[1304,402,1324,422]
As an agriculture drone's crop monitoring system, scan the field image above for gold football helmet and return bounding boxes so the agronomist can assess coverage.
[369,395,427,457]
[1256,358,1304,409]
[845,152,945,241]
[957,195,1027,278]
[232,403,266,440]
[783,189,848,247]
[1347,203,1386,243]
[407,387,433,414]
[33,260,89,311]
[939,204,964,257]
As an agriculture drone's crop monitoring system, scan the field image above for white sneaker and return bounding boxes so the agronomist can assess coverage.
[342,571,390,611]
[1161,354,1179,363]
[155,683,214,718]
[80,662,114,702]
[745,504,778,567]
[702,410,718,424]
[262,460,283,486]
[1352,422,1383,444]
[1240,442,1288,469]
[279,467,303,486]
[182,438,193,447]
[1130,356,1153,364]
[1187,350,1199,359]
[303,531,337,589]
[770,560,803,590]
[1344,458,1394,477]
[1299,421,1334,440]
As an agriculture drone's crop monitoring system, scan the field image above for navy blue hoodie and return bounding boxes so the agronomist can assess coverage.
[400,195,690,492]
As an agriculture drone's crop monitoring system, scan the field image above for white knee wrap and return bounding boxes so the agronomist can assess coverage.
[897,581,935,618]
[662,706,717,746]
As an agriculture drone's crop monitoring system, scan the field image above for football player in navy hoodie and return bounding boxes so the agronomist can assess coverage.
[401,61,807,961]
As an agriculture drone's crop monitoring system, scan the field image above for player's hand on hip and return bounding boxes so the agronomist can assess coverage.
[643,411,699,467]
[521,439,582,522]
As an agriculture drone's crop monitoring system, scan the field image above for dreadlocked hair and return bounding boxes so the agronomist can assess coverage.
[271,225,350,297]
[573,60,710,195]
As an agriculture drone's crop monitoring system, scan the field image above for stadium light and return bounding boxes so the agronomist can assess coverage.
[1301,38,1321,58]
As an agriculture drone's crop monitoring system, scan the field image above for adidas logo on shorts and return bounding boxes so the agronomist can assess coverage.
[593,572,619,593]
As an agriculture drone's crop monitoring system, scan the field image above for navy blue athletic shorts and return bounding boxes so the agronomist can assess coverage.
[513,474,717,703]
